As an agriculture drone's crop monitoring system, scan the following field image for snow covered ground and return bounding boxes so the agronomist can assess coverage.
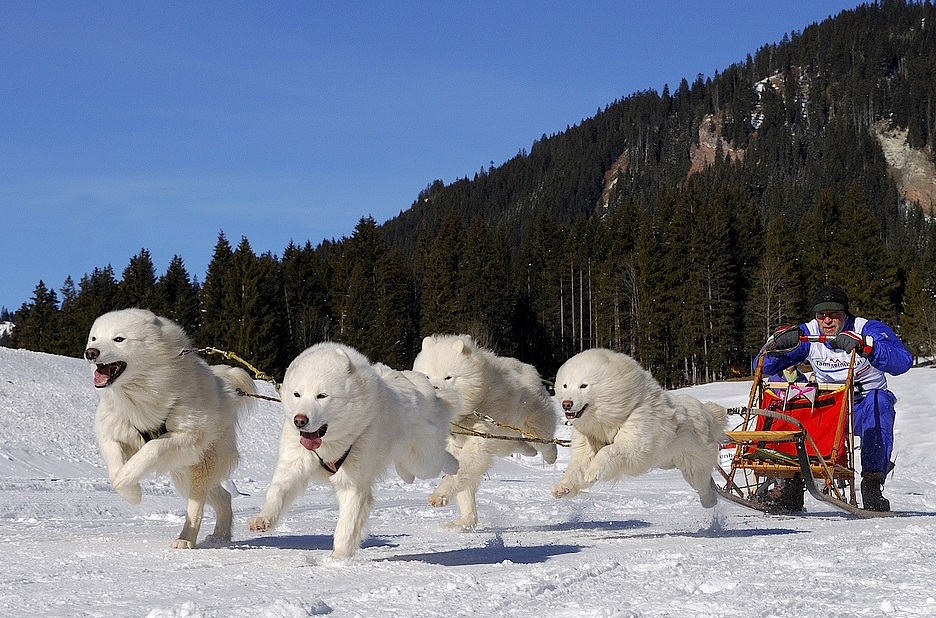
[1,346,934,617]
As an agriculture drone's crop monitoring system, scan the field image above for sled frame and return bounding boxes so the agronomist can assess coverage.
[712,342,891,517]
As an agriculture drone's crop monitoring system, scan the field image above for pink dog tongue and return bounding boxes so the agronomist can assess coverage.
[299,433,322,451]
[93,369,110,387]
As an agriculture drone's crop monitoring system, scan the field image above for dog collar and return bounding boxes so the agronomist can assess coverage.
[316,446,352,474]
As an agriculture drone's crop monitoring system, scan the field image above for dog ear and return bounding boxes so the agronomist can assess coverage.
[334,347,355,373]
[422,335,435,350]
[154,313,191,350]
[452,338,471,356]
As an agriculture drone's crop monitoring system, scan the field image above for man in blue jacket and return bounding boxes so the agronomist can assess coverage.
[765,285,913,512]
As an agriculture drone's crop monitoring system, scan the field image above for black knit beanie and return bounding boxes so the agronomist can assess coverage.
[811,285,849,314]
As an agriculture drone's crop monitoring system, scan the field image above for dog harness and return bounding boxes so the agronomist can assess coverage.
[316,446,352,474]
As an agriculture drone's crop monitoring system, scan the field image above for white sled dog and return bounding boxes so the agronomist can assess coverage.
[248,343,458,559]
[86,308,256,549]
[551,348,726,508]
[413,334,559,530]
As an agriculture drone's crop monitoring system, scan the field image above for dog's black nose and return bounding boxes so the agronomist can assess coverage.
[293,414,309,429]
[85,348,99,362]
[561,400,573,411]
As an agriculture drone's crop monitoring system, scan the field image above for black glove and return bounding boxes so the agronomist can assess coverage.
[833,330,873,356]
[771,326,803,350]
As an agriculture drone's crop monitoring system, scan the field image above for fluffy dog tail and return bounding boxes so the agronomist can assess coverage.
[704,402,729,443]
[211,365,259,421]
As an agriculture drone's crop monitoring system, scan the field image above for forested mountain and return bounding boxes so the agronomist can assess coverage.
[8,0,936,386]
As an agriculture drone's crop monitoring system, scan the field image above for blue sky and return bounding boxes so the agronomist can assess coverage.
[1,1,866,313]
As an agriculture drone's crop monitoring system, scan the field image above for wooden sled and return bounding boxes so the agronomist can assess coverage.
[713,336,904,518]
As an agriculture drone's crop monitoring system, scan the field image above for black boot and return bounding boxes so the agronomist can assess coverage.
[765,475,805,513]
[860,472,891,512]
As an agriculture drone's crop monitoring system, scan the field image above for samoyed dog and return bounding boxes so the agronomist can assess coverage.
[248,343,457,559]
[551,348,726,507]
[413,334,559,530]
[85,308,257,549]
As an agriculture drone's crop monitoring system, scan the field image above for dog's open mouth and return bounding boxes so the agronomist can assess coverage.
[565,404,588,421]
[299,424,328,451]
[93,362,127,388]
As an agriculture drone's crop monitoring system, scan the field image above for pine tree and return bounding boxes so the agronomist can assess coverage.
[836,182,899,320]
[693,186,740,382]
[747,214,801,349]
[374,248,416,366]
[198,233,235,349]
[485,225,518,354]
[457,217,493,345]
[55,276,85,357]
[281,241,333,356]
[603,199,642,355]
[253,250,290,378]
[798,189,843,295]
[634,206,669,383]
[420,212,463,337]
[118,248,157,310]
[10,281,60,353]
[335,217,384,357]
[456,217,515,353]
[899,267,935,362]
[154,255,200,335]
[64,266,120,354]
[227,237,264,366]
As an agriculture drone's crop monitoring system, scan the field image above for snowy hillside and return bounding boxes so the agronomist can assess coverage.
[1,346,935,617]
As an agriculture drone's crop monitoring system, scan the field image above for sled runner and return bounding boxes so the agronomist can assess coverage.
[713,335,903,518]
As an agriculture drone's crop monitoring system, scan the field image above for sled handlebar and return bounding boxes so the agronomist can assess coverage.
[799,334,834,343]
[764,332,855,353]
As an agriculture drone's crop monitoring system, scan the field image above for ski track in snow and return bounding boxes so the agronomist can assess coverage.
[1,347,936,617]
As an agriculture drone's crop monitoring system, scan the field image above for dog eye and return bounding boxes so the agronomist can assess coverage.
[444,376,453,381]
[113,337,125,343]
[90,336,97,342]
[579,383,588,389]
[316,393,328,399]
[293,392,301,398]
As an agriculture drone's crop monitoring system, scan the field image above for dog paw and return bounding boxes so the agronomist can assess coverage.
[203,533,232,546]
[699,491,718,509]
[112,468,142,504]
[114,482,142,505]
[329,550,356,561]
[445,518,476,532]
[247,516,273,532]
[551,483,575,499]
[428,493,449,507]
[170,539,195,549]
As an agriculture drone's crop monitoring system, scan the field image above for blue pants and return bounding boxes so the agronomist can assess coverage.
[853,389,897,477]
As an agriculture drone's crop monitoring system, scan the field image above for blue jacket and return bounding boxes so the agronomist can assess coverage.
[761,315,912,391]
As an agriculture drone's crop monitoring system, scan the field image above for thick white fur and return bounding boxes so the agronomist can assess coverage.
[248,343,457,559]
[551,348,726,507]
[87,308,256,549]
[413,334,559,530]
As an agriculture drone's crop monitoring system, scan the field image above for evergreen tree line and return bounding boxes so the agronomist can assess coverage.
[8,178,936,387]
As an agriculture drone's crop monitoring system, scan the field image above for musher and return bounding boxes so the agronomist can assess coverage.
[762,285,912,512]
